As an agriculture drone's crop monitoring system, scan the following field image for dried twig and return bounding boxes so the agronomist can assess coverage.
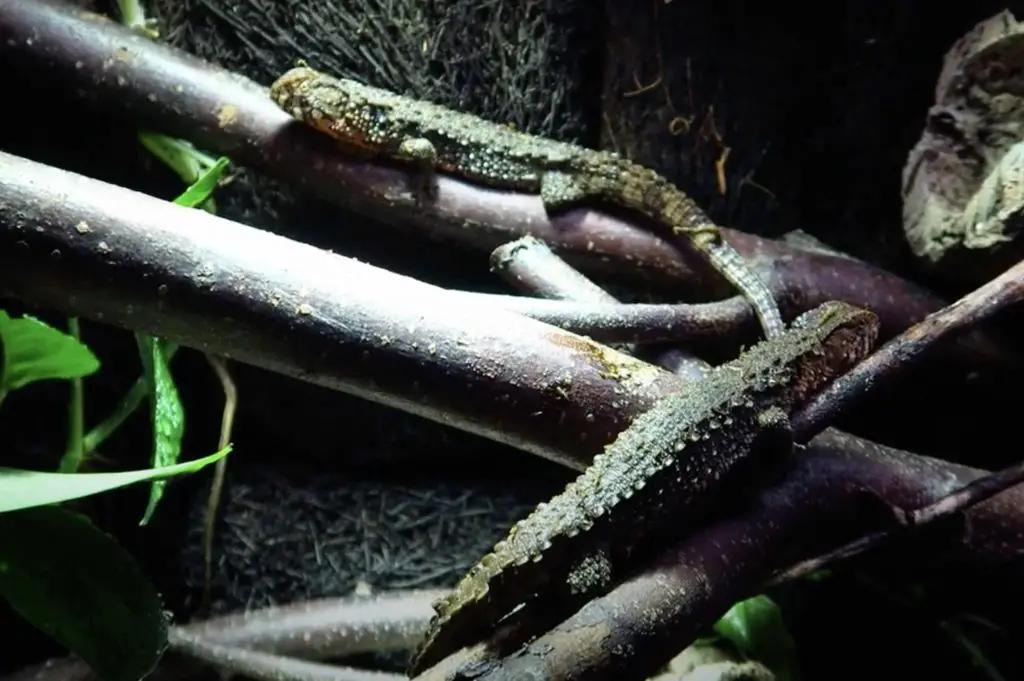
[200,355,238,614]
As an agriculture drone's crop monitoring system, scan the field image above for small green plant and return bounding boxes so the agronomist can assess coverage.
[713,594,801,681]
[0,161,232,681]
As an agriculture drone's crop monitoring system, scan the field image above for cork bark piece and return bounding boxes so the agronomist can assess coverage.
[902,10,1024,286]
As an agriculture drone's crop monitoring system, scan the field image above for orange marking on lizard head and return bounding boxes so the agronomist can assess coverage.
[270,67,400,156]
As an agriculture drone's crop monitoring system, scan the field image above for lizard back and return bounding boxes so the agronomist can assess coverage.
[407,301,878,675]
[270,66,719,225]
[270,66,582,189]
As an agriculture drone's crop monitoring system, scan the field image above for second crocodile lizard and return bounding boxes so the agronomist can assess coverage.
[269,66,786,339]
[401,301,876,674]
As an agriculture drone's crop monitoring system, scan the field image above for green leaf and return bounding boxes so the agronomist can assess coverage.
[135,335,185,525]
[136,132,229,212]
[173,156,230,208]
[0,505,167,681]
[0,447,230,513]
[0,311,100,393]
[82,345,181,457]
[714,595,800,681]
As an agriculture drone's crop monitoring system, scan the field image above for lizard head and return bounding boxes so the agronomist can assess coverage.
[784,300,879,406]
[269,67,399,152]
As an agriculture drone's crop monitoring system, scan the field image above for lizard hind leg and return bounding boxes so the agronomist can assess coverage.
[398,137,440,202]
[539,170,591,212]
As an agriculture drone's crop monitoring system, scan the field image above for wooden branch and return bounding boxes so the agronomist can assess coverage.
[0,150,688,471]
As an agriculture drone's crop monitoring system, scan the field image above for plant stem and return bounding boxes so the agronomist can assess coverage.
[59,317,85,473]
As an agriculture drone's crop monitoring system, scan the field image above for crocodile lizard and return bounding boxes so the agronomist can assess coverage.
[269,66,786,340]
[404,300,878,675]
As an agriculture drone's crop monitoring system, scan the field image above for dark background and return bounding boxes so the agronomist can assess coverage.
[0,0,1021,678]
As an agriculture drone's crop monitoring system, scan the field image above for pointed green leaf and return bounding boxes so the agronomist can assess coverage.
[172,156,230,208]
[714,595,800,681]
[136,335,185,525]
[0,505,168,681]
[0,311,100,392]
[0,447,230,513]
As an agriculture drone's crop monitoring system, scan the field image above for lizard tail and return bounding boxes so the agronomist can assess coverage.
[698,236,785,339]
[587,157,786,340]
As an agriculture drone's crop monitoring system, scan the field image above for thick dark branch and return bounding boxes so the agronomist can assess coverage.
[773,457,1024,583]
[0,0,983,352]
[0,150,690,471]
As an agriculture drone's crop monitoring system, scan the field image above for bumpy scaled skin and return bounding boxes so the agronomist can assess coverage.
[406,301,878,675]
[269,67,785,339]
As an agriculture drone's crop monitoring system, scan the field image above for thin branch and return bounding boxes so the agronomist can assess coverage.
[443,290,759,349]
[792,255,1024,437]
[9,589,443,681]
[174,589,442,657]
[489,236,712,367]
[490,236,621,304]
[200,355,238,614]
[167,632,405,681]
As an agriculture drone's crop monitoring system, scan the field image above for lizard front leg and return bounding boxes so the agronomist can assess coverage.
[397,137,440,202]
[753,406,794,456]
[735,405,797,489]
